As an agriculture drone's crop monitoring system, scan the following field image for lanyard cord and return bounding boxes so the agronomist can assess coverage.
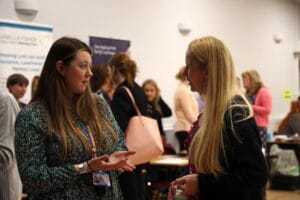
[78,125,97,157]
[71,110,97,157]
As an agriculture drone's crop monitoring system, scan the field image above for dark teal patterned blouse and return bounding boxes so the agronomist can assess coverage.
[15,95,125,200]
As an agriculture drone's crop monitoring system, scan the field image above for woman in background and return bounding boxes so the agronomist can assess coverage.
[0,91,22,200]
[90,64,114,105]
[109,52,147,200]
[15,37,135,200]
[174,66,198,155]
[242,70,272,149]
[142,79,175,155]
[168,36,268,200]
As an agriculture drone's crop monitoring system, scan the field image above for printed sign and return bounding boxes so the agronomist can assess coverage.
[89,36,130,65]
[0,19,53,102]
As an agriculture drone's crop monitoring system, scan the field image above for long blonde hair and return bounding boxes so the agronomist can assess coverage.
[142,79,162,115]
[32,37,118,160]
[188,36,253,175]
[242,70,264,97]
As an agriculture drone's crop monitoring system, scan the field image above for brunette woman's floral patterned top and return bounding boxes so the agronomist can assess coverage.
[15,95,125,200]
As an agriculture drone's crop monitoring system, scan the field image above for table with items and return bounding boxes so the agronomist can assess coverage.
[266,137,300,190]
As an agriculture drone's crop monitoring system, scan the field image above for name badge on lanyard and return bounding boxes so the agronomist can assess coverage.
[93,170,111,187]
[83,126,111,187]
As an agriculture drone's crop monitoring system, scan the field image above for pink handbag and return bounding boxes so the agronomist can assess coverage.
[123,87,164,165]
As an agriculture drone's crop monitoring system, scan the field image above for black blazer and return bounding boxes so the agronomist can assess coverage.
[197,96,269,200]
[111,80,148,133]
[146,97,172,135]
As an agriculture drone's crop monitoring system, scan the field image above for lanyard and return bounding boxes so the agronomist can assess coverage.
[78,126,97,157]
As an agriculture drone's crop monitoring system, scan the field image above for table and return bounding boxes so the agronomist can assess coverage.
[267,139,300,162]
[267,138,300,190]
[146,155,189,199]
[150,155,188,167]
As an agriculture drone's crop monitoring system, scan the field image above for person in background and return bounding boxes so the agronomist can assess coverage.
[6,73,29,109]
[195,92,205,113]
[0,91,22,200]
[90,64,115,105]
[236,76,242,90]
[142,79,175,155]
[31,75,40,98]
[174,66,198,155]
[242,70,272,149]
[15,37,135,200]
[109,52,147,200]
[168,36,268,200]
[276,99,300,137]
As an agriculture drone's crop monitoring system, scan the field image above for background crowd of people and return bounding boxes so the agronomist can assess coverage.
[0,35,299,200]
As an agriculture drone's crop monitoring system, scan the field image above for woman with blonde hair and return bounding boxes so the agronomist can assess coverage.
[242,70,272,149]
[15,37,135,200]
[142,79,175,154]
[168,36,268,200]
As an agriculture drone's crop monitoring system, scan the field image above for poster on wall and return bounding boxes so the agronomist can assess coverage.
[0,19,53,103]
[89,36,130,65]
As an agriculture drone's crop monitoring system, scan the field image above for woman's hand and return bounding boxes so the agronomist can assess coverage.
[109,151,136,172]
[88,150,135,171]
[168,174,199,200]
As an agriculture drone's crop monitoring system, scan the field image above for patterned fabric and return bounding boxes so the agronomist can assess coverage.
[15,95,125,200]
[247,95,255,105]
[257,126,267,149]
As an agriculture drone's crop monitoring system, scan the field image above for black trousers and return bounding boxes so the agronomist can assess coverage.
[175,131,188,151]
[118,165,146,200]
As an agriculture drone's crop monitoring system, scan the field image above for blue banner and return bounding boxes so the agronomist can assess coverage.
[89,36,130,65]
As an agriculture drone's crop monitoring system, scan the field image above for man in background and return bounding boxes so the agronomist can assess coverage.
[0,91,22,200]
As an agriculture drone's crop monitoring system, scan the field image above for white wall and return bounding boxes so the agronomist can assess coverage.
[0,0,299,131]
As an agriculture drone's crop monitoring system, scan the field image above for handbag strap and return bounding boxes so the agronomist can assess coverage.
[122,86,142,116]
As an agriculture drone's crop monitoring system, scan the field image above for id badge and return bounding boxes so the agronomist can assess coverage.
[92,171,111,187]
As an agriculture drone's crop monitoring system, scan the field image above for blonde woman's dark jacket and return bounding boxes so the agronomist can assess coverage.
[197,96,268,200]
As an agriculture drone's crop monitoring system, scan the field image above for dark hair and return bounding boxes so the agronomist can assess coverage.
[31,75,40,97]
[6,73,29,89]
[32,36,92,102]
[90,64,110,92]
[109,52,137,87]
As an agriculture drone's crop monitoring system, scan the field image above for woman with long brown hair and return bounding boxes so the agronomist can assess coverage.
[15,37,135,200]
